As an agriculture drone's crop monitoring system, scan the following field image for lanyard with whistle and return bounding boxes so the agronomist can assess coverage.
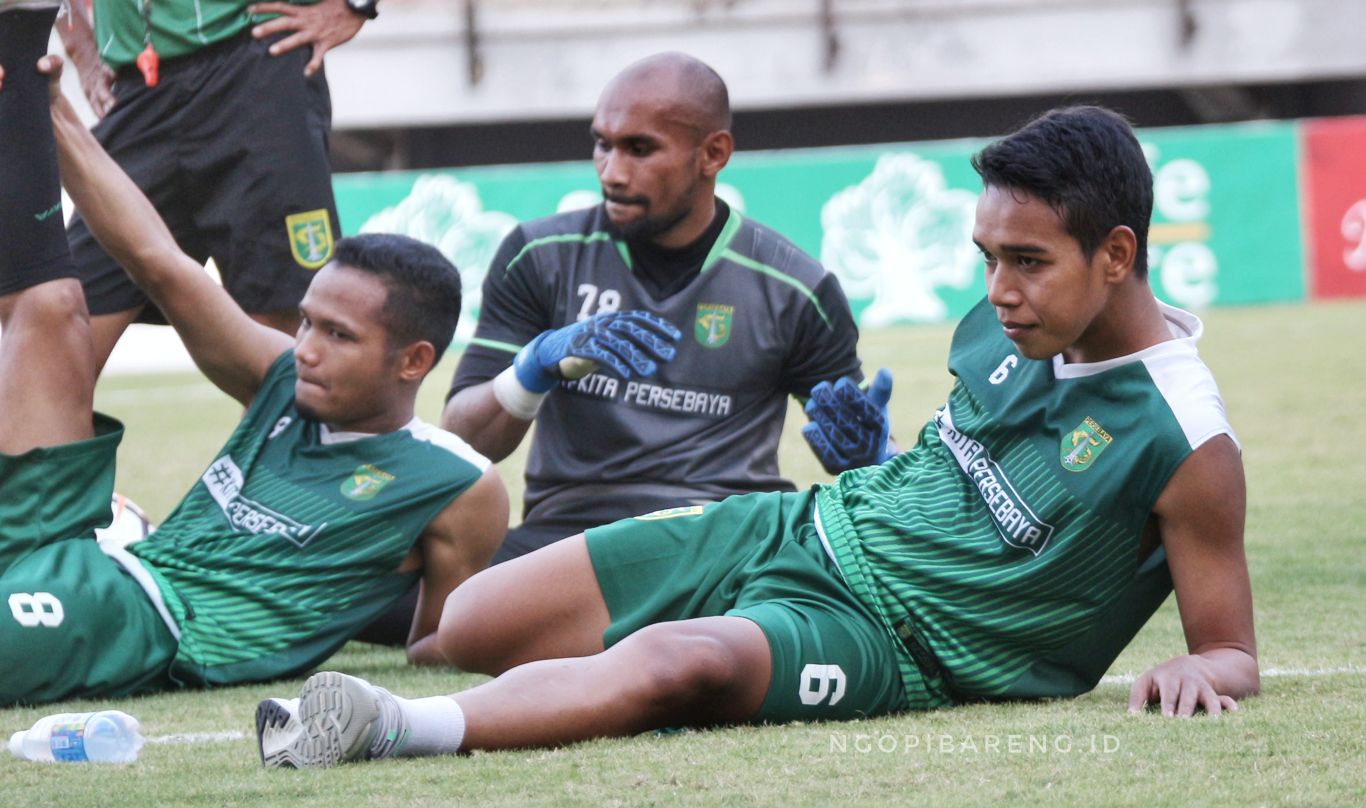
[136,0,159,86]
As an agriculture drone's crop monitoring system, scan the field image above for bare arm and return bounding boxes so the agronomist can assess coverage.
[405,466,510,665]
[46,57,291,405]
[248,0,366,77]
[1128,435,1259,716]
[440,382,534,463]
[54,3,116,118]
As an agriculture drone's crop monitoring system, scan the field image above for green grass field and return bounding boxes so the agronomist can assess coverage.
[4,301,1364,806]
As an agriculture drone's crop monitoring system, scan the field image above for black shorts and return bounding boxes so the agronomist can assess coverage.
[68,31,340,321]
[0,8,76,295]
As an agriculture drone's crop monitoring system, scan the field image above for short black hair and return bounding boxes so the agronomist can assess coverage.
[332,234,461,364]
[971,105,1153,277]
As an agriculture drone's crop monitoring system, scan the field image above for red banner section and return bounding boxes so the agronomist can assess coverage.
[1301,117,1366,299]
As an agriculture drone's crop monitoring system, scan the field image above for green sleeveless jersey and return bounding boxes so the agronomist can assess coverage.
[123,352,488,686]
[93,0,317,69]
[816,299,1234,706]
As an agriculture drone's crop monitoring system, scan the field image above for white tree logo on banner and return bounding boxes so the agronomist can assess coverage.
[361,175,519,341]
[820,153,979,325]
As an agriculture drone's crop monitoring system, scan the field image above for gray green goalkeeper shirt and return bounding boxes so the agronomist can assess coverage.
[451,202,861,526]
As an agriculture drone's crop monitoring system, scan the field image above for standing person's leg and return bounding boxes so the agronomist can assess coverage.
[0,7,96,454]
[192,32,338,338]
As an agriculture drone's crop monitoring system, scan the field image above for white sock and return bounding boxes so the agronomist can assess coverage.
[392,695,466,757]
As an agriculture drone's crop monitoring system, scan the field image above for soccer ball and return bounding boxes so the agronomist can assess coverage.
[95,493,155,550]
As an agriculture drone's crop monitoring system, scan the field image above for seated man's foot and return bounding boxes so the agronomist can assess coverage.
[257,671,407,768]
[255,697,302,767]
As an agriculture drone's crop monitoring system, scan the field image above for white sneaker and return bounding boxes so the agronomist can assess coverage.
[254,697,302,768]
[257,672,401,769]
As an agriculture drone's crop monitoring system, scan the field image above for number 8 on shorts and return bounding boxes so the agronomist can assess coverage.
[8,592,64,627]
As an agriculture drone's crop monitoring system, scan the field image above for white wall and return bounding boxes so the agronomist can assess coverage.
[326,0,1366,128]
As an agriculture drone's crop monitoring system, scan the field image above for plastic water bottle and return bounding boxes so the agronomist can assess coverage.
[8,711,143,763]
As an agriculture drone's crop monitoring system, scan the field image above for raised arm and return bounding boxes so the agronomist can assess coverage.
[1129,434,1259,716]
[45,57,291,405]
[404,466,509,665]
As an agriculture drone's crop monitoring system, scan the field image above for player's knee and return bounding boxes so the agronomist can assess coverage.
[3,280,89,334]
[435,571,505,672]
[626,625,747,712]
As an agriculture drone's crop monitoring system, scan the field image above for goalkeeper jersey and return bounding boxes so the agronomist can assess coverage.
[124,352,488,686]
[816,298,1235,705]
[454,202,861,525]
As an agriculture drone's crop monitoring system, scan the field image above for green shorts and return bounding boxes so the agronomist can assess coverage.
[585,490,909,723]
[0,414,122,569]
[0,417,178,705]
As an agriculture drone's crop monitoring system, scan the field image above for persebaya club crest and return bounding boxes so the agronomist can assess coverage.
[286,209,334,270]
[695,303,734,348]
[1060,417,1113,472]
[341,464,395,501]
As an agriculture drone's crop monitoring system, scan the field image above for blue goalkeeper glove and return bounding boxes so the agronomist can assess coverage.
[801,368,895,474]
[512,310,682,393]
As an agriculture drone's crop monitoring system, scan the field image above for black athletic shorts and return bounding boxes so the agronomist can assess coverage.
[68,31,340,321]
[0,8,76,295]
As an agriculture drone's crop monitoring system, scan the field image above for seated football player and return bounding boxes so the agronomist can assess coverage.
[0,42,507,706]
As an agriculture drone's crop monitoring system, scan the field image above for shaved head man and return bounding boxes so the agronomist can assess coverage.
[601,51,732,134]
[591,52,735,245]
[356,53,868,645]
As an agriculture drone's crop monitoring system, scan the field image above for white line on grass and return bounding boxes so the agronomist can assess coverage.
[1100,664,1365,685]
[142,667,1365,747]
[147,730,247,745]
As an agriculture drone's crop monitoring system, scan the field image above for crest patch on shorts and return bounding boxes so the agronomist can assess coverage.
[287,209,335,270]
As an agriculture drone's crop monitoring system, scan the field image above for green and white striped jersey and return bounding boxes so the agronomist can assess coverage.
[817,298,1235,706]
[121,352,488,686]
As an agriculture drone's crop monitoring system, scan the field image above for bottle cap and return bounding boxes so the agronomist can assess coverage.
[8,731,24,759]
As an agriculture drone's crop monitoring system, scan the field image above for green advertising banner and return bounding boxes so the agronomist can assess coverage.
[333,119,1304,339]
[1141,122,1303,308]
